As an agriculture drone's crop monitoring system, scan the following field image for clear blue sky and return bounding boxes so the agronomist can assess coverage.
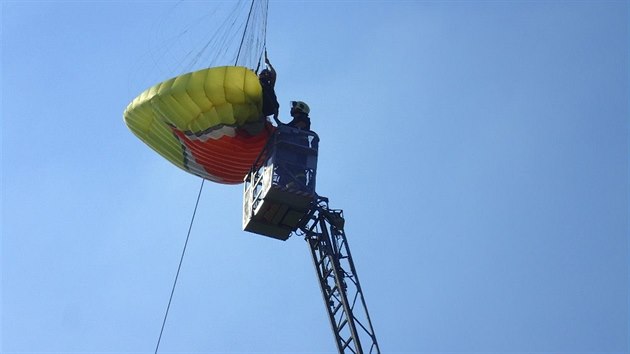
[2,1,628,353]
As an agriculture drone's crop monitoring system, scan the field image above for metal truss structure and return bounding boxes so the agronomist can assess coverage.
[298,197,380,354]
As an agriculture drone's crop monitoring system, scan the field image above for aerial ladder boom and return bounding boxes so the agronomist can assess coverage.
[243,125,380,353]
[300,197,381,354]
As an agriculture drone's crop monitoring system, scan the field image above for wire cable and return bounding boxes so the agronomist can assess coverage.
[154,179,205,354]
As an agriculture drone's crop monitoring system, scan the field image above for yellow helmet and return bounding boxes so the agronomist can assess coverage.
[291,100,310,115]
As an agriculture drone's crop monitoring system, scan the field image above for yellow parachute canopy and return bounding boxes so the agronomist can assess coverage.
[123,66,273,184]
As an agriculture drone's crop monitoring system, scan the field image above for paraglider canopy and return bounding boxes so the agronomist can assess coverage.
[124,65,273,184]
[124,1,274,184]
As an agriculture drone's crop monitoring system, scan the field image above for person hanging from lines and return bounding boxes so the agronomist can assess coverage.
[243,51,278,136]
[259,51,279,120]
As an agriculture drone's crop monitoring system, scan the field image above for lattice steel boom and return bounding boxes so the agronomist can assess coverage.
[298,197,380,354]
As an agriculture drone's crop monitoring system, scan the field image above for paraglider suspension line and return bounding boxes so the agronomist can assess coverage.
[154,179,205,354]
[235,0,257,65]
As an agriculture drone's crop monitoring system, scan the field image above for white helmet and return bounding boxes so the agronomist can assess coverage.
[291,100,310,115]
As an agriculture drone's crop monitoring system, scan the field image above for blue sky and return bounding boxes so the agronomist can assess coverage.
[2,1,628,353]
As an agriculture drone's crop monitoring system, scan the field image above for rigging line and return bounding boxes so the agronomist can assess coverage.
[235,0,257,66]
[154,178,205,354]
[256,0,269,70]
[263,0,268,52]
[194,2,241,69]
